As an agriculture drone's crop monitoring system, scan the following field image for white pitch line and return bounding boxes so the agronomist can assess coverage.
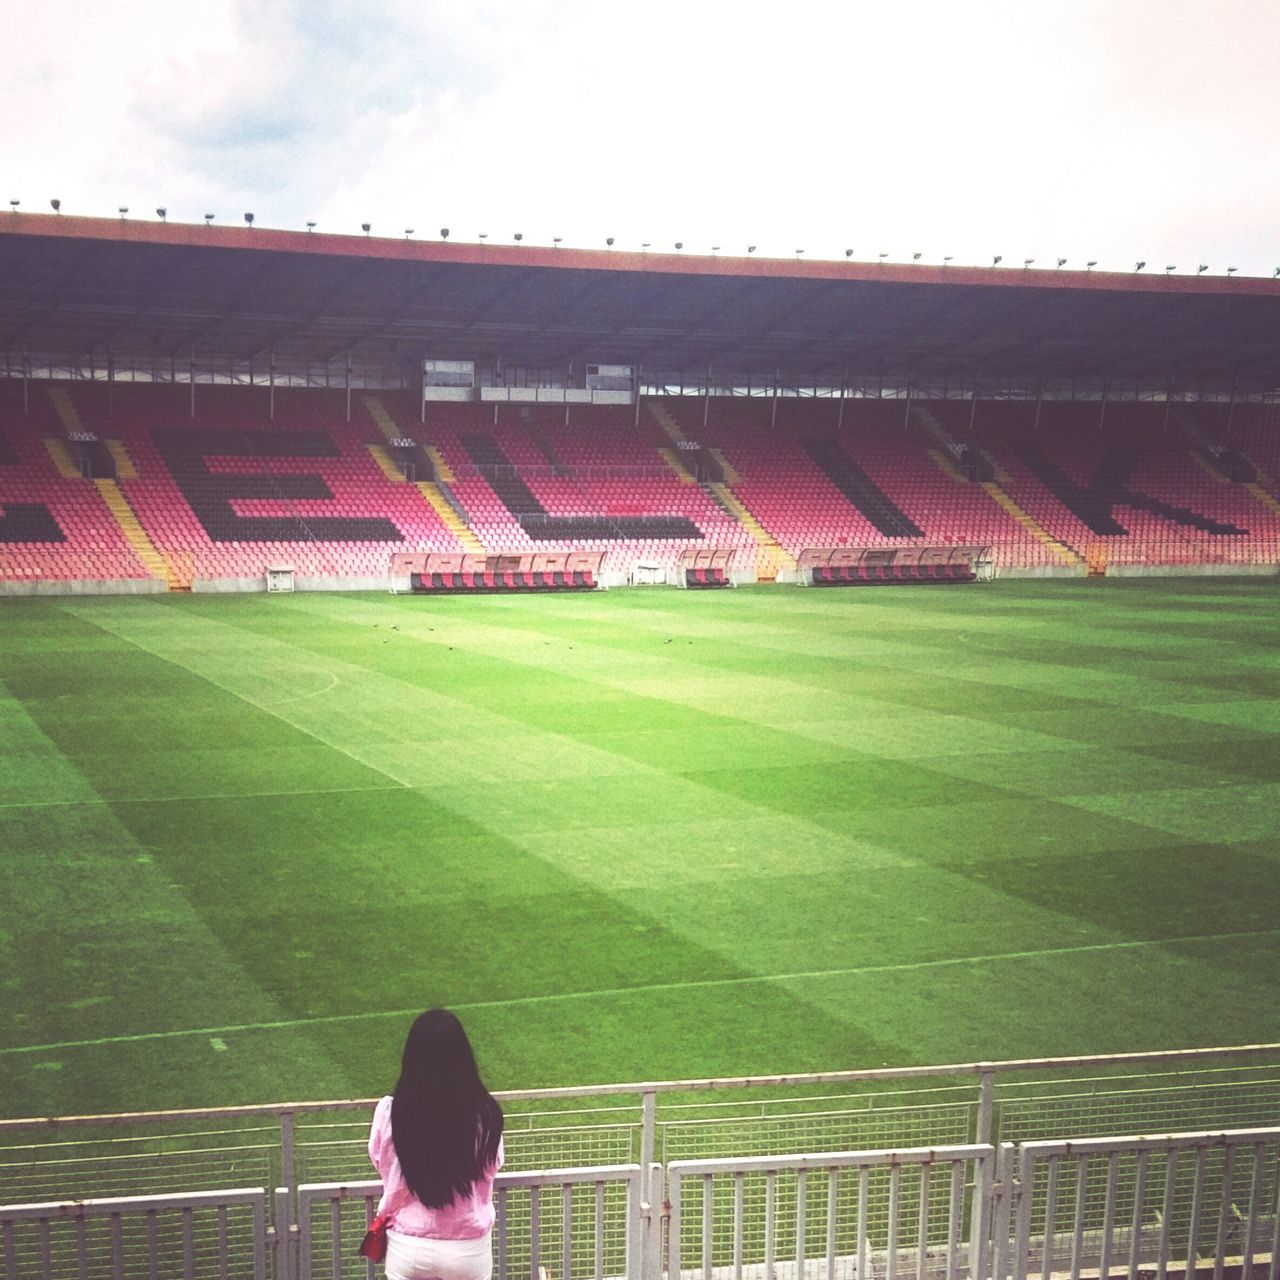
[2,928,1277,1058]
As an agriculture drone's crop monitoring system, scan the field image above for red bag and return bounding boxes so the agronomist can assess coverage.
[358,1211,393,1262]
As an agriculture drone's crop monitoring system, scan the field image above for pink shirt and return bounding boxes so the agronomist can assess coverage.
[367,1095,504,1239]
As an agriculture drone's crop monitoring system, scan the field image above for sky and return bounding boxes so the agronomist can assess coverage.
[4,0,1279,277]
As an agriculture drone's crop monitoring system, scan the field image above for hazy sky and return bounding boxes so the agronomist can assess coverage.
[5,0,1279,276]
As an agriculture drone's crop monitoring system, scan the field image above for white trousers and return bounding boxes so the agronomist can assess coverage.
[384,1230,493,1280]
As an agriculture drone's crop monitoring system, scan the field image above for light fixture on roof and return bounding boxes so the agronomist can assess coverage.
[878,251,889,261]
[913,251,922,261]
[404,228,414,238]
[604,236,612,247]
[118,206,129,219]
[361,223,371,235]
[156,207,167,221]
[440,227,450,239]
[795,248,805,256]
[244,212,254,226]
[50,199,61,213]
[306,221,316,232]
[992,255,1002,265]
[1165,264,1176,274]
[845,248,854,258]
[943,255,953,265]
[674,241,683,250]
[642,242,651,251]
[1227,266,1237,275]
[1273,267,1279,278]
[747,245,756,254]
[1134,260,1146,271]
[553,236,563,247]
[1197,264,1209,274]
[204,213,215,225]
[1086,259,1097,270]
[1023,258,1034,267]
[711,245,720,253]
[515,232,524,242]
[1057,258,1067,268]
[8,199,19,212]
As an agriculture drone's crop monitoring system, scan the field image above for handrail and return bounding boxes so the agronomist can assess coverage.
[3,1042,1276,1131]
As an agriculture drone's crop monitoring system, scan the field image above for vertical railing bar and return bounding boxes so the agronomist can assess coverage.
[1014,1148,1037,1280]
[916,1163,930,1280]
[765,1170,777,1280]
[1156,1149,1179,1280]
[146,1209,160,1280]
[1128,1151,1150,1280]
[1241,1142,1266,1270]
[594,1180,604,1280]
[1098,1150,1119,1280]
[945,1160,964,1280]
[75,1212,89,1280]
[734,1172,745,1280]
[1043,1155,1060,1280]
[796,1168,807,1280]
[329,1200,342,1280]
[182,1205,196,1280]
[1213,1144,1236,1280]
[110,1214,124,1280]
[990,1147,1012,1280]
[218,1203,232,1280]
[562,1182,573,1280]
[37,1217,52,1280]
[1267,1144,1280,1280]
[887,1163,901,1280]
[253,1196,269,1280]
[531,1185,541,1280]
[703,1174,715,1280]
[1070,1155,1089,1280]
[497,1187,508,1280]
[825,1169,838,1280]
[1186,1144,1207,1271]
[364,1195,378,1280]
[857,1167,869,1280]
[669,1171,683,1280]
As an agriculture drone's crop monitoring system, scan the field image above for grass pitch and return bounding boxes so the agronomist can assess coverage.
[1,578,1278,1119]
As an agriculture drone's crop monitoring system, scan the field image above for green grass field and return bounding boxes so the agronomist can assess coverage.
[2,578,1278,1121]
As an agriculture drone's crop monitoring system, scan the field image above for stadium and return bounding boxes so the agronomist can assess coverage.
[1,210,1278,1280]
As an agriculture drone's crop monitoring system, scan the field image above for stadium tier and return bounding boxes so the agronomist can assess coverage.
[2,380,1278,591]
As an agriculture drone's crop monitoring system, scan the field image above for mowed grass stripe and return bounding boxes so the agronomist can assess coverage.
[0,673,350,1113]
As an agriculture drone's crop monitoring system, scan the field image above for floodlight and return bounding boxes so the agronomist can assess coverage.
[306,221,316,232]
[516,233,524,242]
[747,245,756,253]
[943,256,953,265]
[1057,258,1067,267]
[478,233,488,242]
[404,229,414,238]
[156,207,167,221]
[1023,258,1034,267]
[244,212,254,226]
[1197,264,1209,274]
[1227,266,1237,275]
[50,199,61,213]
[1165,264,1176,273]
[1273,267,1279,278]
[118,207,129,218]
[913,251,922,261]
[440,228,449,239]
[553,236,563,246]
[711,245,721,253]
[1134,260,1145,271]
[1086,260,1097,269]
[878,251,889,261]
[204,213,215,225]
[845,248,854,258]
[795,248,805,256]
[642,242,651,251]
[361,223,371,235]
[674,241,683,250]
[604,236,612,246]
[992,255,1002,265]
[8,199,18,211]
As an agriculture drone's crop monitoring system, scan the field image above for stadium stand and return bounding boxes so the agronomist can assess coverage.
[2,379,1278,591]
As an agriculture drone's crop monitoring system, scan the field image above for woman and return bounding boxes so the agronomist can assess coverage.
[368,1009,505,1280]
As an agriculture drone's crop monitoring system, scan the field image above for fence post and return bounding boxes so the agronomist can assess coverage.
[274,1186,295,1280]
[640,1091,659,1280]
[971,1070,996,1278]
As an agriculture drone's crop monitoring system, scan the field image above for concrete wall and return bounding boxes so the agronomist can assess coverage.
[0,577,166,597]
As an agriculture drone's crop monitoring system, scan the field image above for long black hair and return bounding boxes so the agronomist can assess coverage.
[390,1009,504,1209]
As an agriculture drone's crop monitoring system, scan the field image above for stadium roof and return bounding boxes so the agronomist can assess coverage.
[2,214,1279,387]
